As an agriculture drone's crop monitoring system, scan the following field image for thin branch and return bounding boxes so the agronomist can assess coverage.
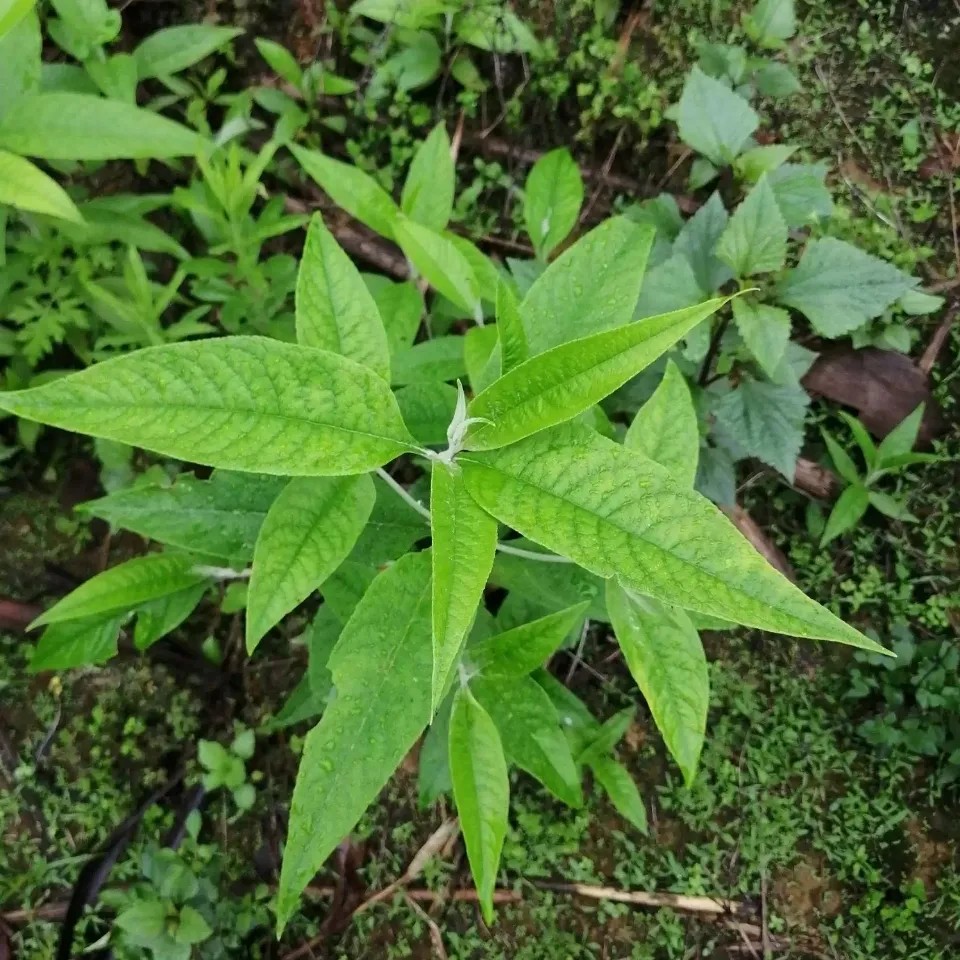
[534,881,746,916]
[376,467,432,521]
[494,542,573,563]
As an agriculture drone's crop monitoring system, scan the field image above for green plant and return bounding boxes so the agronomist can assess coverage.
[197,725,257,814]
[0,114,890,931]
[818,403,943,545]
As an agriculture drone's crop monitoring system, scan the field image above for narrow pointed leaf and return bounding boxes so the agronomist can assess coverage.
[30,614,124,672]
[290,143,399,240]
[430,464,498,708]
[0,337,416,476]
[470,602,589,677]
[81,471,287,562]
[133,24,242,78]
[821,429,860,485]
[296,216,391,380]
[625,359,699,486]
[401,123,454,231]
[606,582,708,786]
[464,325,501,394]
[461,421,886,653]
[577,707,635,763]
[418,694,453,808]
[0,150,83,222]
[496,281,529,374]
[448,686,509,924]
[590,755,647,833]
[134,583,207,651]
[523,147,584,259]
[276,552,433,929]
[246,475,375,652]
[876,403,924,464]
[821,484,870,546]
[32,553,208,628]
[466,299,728,451]
[521,217,655,354]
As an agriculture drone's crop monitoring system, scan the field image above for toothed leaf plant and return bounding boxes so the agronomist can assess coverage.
[3,119,890,932]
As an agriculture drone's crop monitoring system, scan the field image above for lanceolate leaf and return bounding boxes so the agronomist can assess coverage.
[133,583,207,651]
[625,360,699,487]
[523,147,584,259]
[0,338,416,476]
[418,694,453,808]
[466,298,729,451]
[133,24,242,78]
[81,471,288,563]
[296,216,391,380]
[821,484,870,546]
[30,614,124,671]
[246,475,375,652]
[0,93,203,160]
[0,149,83,222]
[590,755,648,833]
[32,553,209,628]
[461,421,885,653]
[521,217,655,354]
[495,281,529,374]
[430,464,498,709]
[472,675,582,807]
[290,143,400,240]
[448,686,509,924]
[276,552,433,929]
[401,123,455,232]
[464,325,501,394]
[606,582,708,786]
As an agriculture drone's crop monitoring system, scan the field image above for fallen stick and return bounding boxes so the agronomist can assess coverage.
[533,881,746,917]
[793,458,841,501]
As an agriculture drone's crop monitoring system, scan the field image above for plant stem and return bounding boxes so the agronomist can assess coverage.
[494,542,573,563]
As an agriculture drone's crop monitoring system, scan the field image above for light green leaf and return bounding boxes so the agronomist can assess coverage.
[0,11,40,118]
[448,686,509,924]
[821,429,860,485]
[320,561,377,625]
[81,471,287,563]
[30,614,123,671]
[625,359,699,487]
[744,0,796,48]
[348,476,429,567]
[577,707,635,763]
[133,24,241,78]
[464,325,501,395]
[839,411,877,468]
[524,147,584,259]
[0,93,202,160]
[876,403,924,464]
[754,61,801,98]
[470,603,589,678]
[174,905,212,945]
[521,217,655,354]
[246,475,375,652]
[467,298,729,450]
[777,238,915,337]
[351,0,447,28]
[535,668,601,757]
[821,484,870,546]
[716,175,787,277]
[460,421,885,652]
[134,583,206,651]
[673,191,733,294]
[495,281,529,374]
[401,123,454,232]
[394,217,481,317]
[430,463,498,708]
[606,582,708,786]
[677,66,759,166]
[734,144,796,183]
[290,143,400,240]
[254,37,303,86]
[32,553,208,628]
[366,277,423,358]
[456,7,538,52]
[713,378,809,478]
[898,289,944,316]
[473,674,582,807]
[732,298,791,377]
[395,381,458,445]
[590,755,647,832]
[296,216,391,380]
[0,0,34,39]
[634,253,705,319]
[276,552,433,929]
[767,163,833,226]
[392,335,468,385]
[115,901,168,945]
[418,694,453,807]
[0,337,416,476]
[0,150,82,222]
[867,491,916,522]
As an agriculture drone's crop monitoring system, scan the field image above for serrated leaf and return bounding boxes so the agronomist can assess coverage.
[394,217,481,317]
[448,686,509,923]
[246,475,375,652]
[296,216,391,380]
[716,176,787,277]
[634,252,705,319]
[521,217,655,354]
[625,359,699,487]
[460,421,884,652]
[456,7,537,52]
[734,144,796,183]
[606,582,708,785]
[133,24,241,78]
[81,471,287,562]
[524,147,584,259]
[767,163,832,226]
[32,553,208,628]
[732,298,791,377]
[401,123,454,232]
[466,298,727,451]
[0,149,83,222]
[590,755,647,832]
[821,484,870,546]
[673,192,733,293]
[776,239,916,337]
[744,0,796,48]
[821,429,861,485]
[713,377,808,479]
[876,403,924,464]
[418,693,453,808]
[134,583,206,651]
[430,464,498,708]
[395,381,459,445]
[470,603,589,678]
[290,143,400,240]
[473,675,582,807]
[276,552,433,929]
[495,281,529,374]
[0,93,202,159]
[0,337,416,476]
[30,614,124,671]
[677,66,759,166]
[392,335,468,385]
